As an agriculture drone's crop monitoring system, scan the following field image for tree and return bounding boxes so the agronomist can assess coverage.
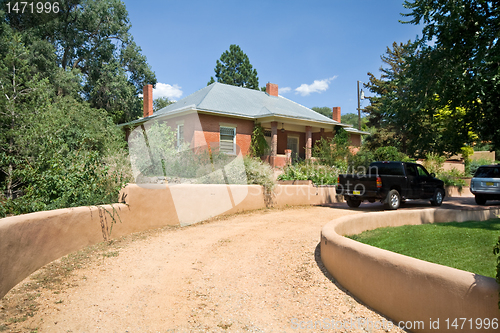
[153,96,173,111]
[311,107,332,118]
[207,44,259,90]
[0,31,50,201]
[402,0,500,151]
[4,0,157,123]
[364,41,414,154]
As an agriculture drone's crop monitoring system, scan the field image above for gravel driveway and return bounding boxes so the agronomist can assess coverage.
[2,206,405,333]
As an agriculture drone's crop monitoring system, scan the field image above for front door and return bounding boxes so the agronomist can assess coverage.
[287,136,299,161]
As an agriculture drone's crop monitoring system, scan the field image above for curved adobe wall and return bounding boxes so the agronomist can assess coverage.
[0,183,342,299]
[321,208,500,333]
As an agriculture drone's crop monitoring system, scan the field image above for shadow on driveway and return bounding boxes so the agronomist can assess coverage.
[319,196,500,212]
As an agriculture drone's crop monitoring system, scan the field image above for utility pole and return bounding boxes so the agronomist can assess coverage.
[357,81,361,130]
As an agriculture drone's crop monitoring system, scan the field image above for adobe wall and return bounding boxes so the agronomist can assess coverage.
[321,208,500,333]
[0,184,340,299]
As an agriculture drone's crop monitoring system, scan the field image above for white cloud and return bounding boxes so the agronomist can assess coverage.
[279,87,291,94]
[153,82,183,100]
[295,76,337,96]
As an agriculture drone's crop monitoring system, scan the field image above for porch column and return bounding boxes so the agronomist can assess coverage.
[305,126,312,160]
[271,121,278,167]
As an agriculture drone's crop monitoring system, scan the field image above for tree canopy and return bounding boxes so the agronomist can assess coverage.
[3,0,156,124]
[401,0,500,152]
[208,44,259,90]
[0,0,153,216]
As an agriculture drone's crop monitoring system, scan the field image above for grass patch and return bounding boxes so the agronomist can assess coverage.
[348,219,500,278]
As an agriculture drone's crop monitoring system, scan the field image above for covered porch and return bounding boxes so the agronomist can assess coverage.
[258,118,337,168]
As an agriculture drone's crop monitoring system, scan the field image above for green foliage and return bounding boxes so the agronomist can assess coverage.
[349,219,500,278]
[312,128,351,171]
[249,124,269,157]
[153,97,173,111]
[421,153,465,188]
[278,161,339,185]
[372,146,411,162]
[1,97,131,216]
[402,0,500,152]
[469,158,495,177]
[438,169,467,189]
[421,153,446,175]
[207,44,259,90]
[341,113,371,131]
[493,236,500,309]
[311,107,332,118]
[3,0,156,124]
[242,156,275,189]
[364,41,414,154]
[461,146,474,176]
[348,148,375,170]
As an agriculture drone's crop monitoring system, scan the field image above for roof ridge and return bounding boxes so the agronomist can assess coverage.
[197,82,218,106]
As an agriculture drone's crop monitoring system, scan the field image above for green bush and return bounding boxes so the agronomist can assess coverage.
[1,97,131,217]
[469,158,495,177]
[348,148,375,170]
[422,152,446,175]
[278,161,339,185]
[312,127,351,171]
[243,156,275,189]
[373,146,412,162]
[438,169,467,189]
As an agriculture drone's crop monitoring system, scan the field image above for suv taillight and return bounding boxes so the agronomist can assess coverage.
[337,176,339,184]
[376,176,382,189]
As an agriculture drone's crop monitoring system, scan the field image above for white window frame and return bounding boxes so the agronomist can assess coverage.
[219,126,236,155]
[177,123,184,150]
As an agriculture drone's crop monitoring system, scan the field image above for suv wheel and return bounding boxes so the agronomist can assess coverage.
[475,195,487,205]
[385,189,400,210]
[346,197,361,208]
[431,189,444,206]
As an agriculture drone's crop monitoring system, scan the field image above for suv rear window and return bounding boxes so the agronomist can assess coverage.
[474,166,500,178]
[369,163,405,176]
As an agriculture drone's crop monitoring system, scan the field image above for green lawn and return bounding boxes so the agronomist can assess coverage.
[348,219,500,278]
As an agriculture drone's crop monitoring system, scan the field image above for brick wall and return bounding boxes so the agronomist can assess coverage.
[197,113,254,156]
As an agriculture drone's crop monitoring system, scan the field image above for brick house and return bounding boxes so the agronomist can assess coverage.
[122,82,368,168]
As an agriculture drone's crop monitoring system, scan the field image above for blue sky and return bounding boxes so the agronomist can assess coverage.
[122,0,422,117]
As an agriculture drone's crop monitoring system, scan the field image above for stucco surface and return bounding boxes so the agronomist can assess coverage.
[0,184,341,299]
[321,208,500,333]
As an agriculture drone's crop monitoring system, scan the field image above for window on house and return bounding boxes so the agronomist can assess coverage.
[177,124,184,149]
[219,126,236,154]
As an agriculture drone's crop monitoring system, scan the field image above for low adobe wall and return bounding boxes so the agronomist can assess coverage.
[0,184,341,299]
[321,208,500,333]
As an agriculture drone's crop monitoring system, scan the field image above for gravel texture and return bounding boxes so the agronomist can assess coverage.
[3,206,405,333]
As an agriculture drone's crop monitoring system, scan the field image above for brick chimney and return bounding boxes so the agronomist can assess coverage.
[143,84,153,118]
[332,106,341,123]
[266,82,278,97]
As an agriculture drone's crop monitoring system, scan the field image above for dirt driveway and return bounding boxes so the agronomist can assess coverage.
[1,205,410,333]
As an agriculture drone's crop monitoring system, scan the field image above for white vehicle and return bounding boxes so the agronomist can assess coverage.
[470,165,500,205]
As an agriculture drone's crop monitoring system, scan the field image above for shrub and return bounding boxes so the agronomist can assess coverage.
[278,161,339,185]
[243,156,275,189]
[249,124,269,157]
[349,148,375,170]
[1,97,132,217]
[312,127,351,171]
[438,168,467,189]
[469,158,495,177]
[422,152,446,175]
[373,146,412,162]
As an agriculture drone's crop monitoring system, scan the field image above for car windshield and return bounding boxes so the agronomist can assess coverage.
[474,167,500,178]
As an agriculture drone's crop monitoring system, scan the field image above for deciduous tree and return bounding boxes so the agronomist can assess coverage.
[402,0,500,150]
